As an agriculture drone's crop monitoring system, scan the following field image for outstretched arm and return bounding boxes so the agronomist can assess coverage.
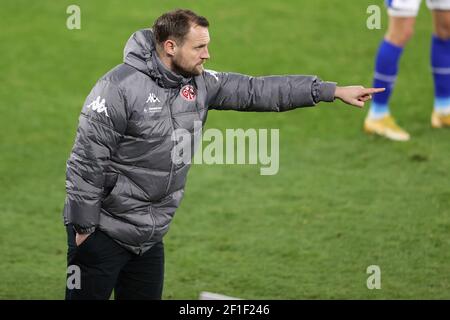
[203,70,384,111]
[204,70,335,111]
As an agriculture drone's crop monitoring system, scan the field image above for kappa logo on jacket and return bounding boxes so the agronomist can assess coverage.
[87,96,109,117]
[146,92,160,104]
[144,92,162,113]
[180,85,196,101]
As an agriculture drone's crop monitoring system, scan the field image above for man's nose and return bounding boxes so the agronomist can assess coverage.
[201,47,210,60]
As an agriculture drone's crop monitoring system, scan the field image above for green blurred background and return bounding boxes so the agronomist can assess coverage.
[0,0,449,299]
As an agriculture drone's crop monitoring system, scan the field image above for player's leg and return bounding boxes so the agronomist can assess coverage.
[365,0,421,141]
[429,1,450,127]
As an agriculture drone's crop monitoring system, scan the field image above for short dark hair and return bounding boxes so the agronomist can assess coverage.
[152,9,209,45]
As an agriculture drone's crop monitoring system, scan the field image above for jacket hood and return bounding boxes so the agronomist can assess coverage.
[123,28,192,88]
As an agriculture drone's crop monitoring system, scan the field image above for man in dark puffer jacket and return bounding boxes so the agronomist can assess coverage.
[63,9,384,299]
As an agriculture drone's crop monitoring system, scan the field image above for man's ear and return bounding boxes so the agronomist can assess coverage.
[163,39,177,57]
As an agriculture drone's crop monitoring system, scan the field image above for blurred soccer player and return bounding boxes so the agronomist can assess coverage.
[365,0,450,141]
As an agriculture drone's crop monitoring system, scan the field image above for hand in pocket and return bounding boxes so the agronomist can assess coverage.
[75,232,92,247]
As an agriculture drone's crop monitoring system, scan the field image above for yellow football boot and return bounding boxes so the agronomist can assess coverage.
[431,111,450,128]
[364,115,410,141]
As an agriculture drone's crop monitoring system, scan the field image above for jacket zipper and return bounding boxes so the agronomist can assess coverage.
[140,89,178,254]
[164,90,178,195]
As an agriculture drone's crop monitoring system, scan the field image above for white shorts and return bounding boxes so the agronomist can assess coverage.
[386,0,450,17]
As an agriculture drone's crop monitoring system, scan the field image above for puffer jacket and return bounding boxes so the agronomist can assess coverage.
[63,28,336,255]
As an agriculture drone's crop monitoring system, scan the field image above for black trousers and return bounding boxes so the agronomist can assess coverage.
[65,224,164,300]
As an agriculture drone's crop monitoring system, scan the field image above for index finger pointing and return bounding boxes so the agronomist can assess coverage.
[363,87,386,94]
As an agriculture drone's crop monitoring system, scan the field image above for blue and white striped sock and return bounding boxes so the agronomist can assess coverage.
[431,35,450,115]
[369,39,404,119]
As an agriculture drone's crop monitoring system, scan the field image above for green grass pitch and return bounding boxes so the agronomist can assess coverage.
[0,0,449,299]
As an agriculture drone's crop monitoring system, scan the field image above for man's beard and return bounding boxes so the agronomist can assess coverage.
[172,58,203,77]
